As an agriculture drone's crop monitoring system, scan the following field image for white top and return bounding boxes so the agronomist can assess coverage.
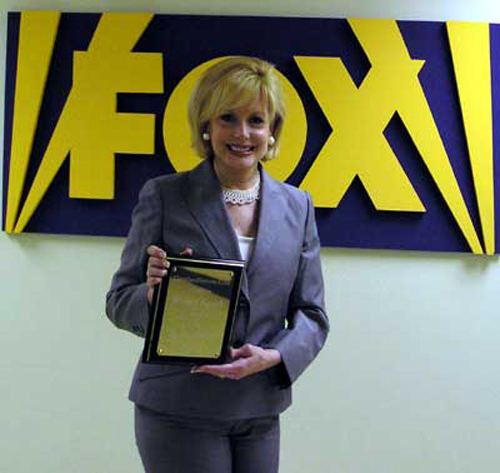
[237,234,256,261]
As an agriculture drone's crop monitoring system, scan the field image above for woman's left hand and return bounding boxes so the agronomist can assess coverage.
[191,344,282,380]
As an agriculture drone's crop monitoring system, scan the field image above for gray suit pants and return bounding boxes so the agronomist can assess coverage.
[135,405,280,473]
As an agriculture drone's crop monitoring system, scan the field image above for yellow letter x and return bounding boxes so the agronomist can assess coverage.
[296,18,483,253]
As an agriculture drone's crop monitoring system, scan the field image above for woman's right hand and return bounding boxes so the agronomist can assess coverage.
[146,245,169,305]
[146,245,193,304]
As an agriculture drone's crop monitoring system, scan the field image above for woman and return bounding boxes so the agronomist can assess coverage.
[106,56,329,473]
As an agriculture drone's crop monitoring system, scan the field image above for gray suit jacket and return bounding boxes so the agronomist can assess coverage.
[106,159,329,419]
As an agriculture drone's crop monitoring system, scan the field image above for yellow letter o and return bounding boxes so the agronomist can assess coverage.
[162,57,307,182]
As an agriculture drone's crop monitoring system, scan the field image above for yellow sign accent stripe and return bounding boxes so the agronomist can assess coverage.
[5,11,60,233]
[447,21,494,255]
[13,106,71,233]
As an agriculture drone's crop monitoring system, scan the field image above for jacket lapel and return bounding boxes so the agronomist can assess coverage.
[183,159,240,259]
[183,160,249,298]
[246,166,282,279]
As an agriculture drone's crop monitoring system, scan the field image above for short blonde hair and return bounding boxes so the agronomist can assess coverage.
[188,56,286,161]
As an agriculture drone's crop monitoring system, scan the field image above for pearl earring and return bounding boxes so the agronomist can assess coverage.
[202,132,210,141]
[268,136,276,146]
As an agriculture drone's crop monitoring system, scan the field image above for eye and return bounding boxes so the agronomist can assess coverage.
[249,115,266,125]
[219,113,235,123]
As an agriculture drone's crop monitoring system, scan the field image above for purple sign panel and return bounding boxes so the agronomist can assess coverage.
[3,12,498,254]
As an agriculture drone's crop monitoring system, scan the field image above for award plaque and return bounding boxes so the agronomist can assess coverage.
[143,256,245,364]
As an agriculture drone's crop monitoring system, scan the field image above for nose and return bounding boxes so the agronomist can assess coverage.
[234,120,250,139]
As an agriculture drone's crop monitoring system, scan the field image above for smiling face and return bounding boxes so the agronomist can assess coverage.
[189,57,285,166]
[207,94,272,178]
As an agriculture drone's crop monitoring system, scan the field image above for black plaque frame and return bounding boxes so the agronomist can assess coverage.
[143,256,245,365]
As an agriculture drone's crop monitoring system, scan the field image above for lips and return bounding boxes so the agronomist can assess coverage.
[227,144,254,153]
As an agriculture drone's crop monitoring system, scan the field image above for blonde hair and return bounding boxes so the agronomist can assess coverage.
[188,56,286,161]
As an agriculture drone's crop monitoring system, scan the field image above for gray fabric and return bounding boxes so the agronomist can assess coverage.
[135,405,279,473]
[106,159,329,419]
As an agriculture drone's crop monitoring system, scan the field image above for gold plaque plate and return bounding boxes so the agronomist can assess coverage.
[143,257,245,364]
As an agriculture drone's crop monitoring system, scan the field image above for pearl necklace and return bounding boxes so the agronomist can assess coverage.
[222,177,261,205]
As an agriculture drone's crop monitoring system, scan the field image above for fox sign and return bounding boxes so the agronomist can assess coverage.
[2,12,499,254]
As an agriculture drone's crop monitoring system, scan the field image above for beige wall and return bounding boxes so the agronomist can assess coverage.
[1,1,500,472]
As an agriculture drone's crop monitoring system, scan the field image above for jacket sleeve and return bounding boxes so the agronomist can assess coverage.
[266,193,329,386]
[105,179,163,337]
